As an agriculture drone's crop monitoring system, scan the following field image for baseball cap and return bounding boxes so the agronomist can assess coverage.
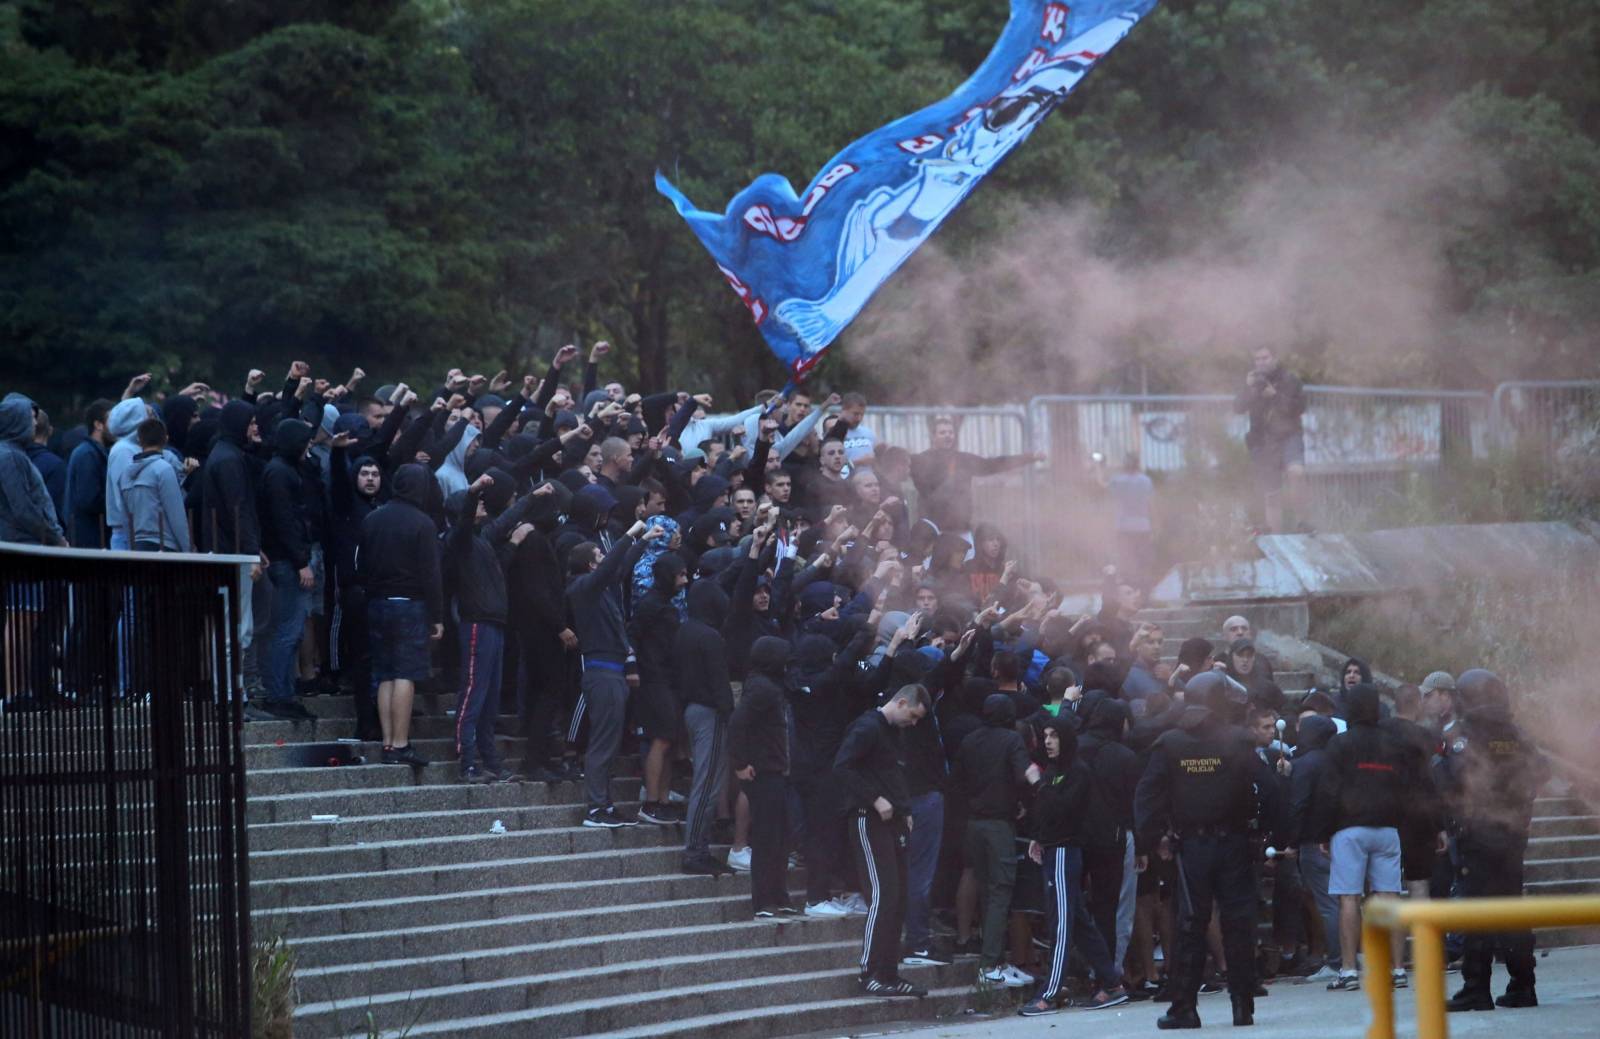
[1420,671,1456,694]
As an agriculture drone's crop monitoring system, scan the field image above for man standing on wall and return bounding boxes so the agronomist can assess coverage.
[1233,347,1305,534]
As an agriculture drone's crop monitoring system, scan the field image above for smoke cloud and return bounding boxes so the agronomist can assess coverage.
[841,107,1506,399]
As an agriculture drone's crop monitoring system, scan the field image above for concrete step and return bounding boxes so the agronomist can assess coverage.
[293,937,875,1036]
[248,801,605,851]
[573,986,967,1039]
[342,962,966,1039]
[249,823,686,881]
[245,772,645,824]
[1531,814,1600,839]
[1541,925,1600,949]
[243,714,522,744]
[1525,878,1600,897]
[1523,854,1600,884]
[1535,797,1590,818]
[1526,834,1600,861]
[246,764,639,798]
[243,735,527,771]
[297,915,864,998]
[272,885,788,956]
[251,844,718,908]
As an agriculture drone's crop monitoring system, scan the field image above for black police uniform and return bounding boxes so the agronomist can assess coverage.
[1438,670,1549,1011]
[1135,673,1280,1028]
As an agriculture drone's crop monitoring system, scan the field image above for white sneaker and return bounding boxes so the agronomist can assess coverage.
[805,898,851,918]
[667,789,686,804]
[1001,964,1036,988]
[838,892,870,916]
[1391,969,1409,989]
[981,965,1034,989]
[725,846,752,873]
[1303,965,1340,984]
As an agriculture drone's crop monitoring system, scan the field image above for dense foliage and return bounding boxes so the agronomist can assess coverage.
[3,0,1597,414]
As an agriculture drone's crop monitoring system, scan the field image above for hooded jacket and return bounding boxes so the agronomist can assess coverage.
[674,580,734,714]
[1078,697,1138,832]
[1031,718,1104,848]
[1289,714,1338,846]
[629,565,683,694]
[446,473,539,626]
[953,694,1035,821]
[103,397,150,541]
[328,447,382,588]
[64,434,109,547]
[1312,683,1420,839]
[790,627,874,770]
[356,464,444,624]
[118,450,190,551]
[1333,657,1373,718]
[199,401,262,555]
[23,441,66,522]
[0,394,64,545]
[728,636,792,775]
[259,419,316,569]
[506,480,572,641]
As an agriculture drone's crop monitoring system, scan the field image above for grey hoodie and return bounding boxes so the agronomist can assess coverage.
[0,393,64,545]
[118,450,190,552]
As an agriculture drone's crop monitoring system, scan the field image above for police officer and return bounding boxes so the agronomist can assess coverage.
[1440,669,1549,1012]
[1136,671,1280,1029]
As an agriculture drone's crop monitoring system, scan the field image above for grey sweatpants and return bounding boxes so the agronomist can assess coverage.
[1299,843,1341,967]
[582,668,629,809]
[683,702,727,857]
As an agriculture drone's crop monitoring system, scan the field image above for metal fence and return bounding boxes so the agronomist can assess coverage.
[1490,380,1600,466]
[1,545,253,1039]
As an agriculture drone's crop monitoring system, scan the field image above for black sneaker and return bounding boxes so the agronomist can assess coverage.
[1199,976,1226,994]
[390,744,429,767]
[582,805,636,829]
[682,856,732,878]
[775,903,802,917]
[460,766,494,784]
[638,802,675,825]
[901,948,952,967]
[380,746,401,764]
[1327,971,1361,992]
[1083,986,1129,1010]
[861,977,924,998]
[242,703,277,723]
[754,907,778,919]
[486,766,522,784]
[266,700,315,721]
[557,759,584,781]
[952,936,982,958]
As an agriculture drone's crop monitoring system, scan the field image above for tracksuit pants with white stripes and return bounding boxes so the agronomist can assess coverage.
[1035,844,1122,1003]
[683,703,727,860]
[851,811,909,983]
[455,620,505,772]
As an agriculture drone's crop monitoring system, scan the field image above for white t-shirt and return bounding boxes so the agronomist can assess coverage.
[843,424,877,464]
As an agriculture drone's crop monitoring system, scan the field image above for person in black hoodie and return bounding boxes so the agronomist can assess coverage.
[1077,696,1139,978]
[258,418,316,720]
[504,479,577,782]
[1312,682,1419,992]
[328,438,383,740]
[447,470,549,783]
[834,683,932,998]
[728,636,796,917]
[954,693,1042,987]
[1288,713,1342,979]
[567,517,651,827]
[790,626,873,914]
[1018,715,1129,1016]
[677,579,735,875]
[201,400,270,696]
[630,553,686,824]
[357,463,444,767]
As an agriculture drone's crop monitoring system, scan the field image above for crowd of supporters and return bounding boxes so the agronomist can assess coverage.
[0,346,1545,1017]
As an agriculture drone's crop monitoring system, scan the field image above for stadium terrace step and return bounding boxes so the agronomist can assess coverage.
[571,987,969,1039]
[243,735,526,771]
[294,939,873,1036]
[364,963,964,1039]
[243,713,522,744]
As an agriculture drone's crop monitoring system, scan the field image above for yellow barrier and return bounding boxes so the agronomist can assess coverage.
[1362,894,1600,1039]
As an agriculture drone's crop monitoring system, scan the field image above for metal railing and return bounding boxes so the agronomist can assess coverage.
[1362,894,1600,1039]
[1,544,255,1038]
[1489,380,1600,465]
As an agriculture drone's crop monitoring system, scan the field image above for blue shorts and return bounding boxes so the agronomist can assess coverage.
[368,597,431,682]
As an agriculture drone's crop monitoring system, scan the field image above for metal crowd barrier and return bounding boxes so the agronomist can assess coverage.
[1362,894,1600,1039]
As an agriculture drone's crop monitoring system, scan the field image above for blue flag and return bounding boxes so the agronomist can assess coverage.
[656,0,1158,377]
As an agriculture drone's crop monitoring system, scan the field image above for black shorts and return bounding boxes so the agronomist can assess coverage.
[1400,827,1437,883]
[1250,435,1305,491]
[368,598,431,682]
[635,682,682,742]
